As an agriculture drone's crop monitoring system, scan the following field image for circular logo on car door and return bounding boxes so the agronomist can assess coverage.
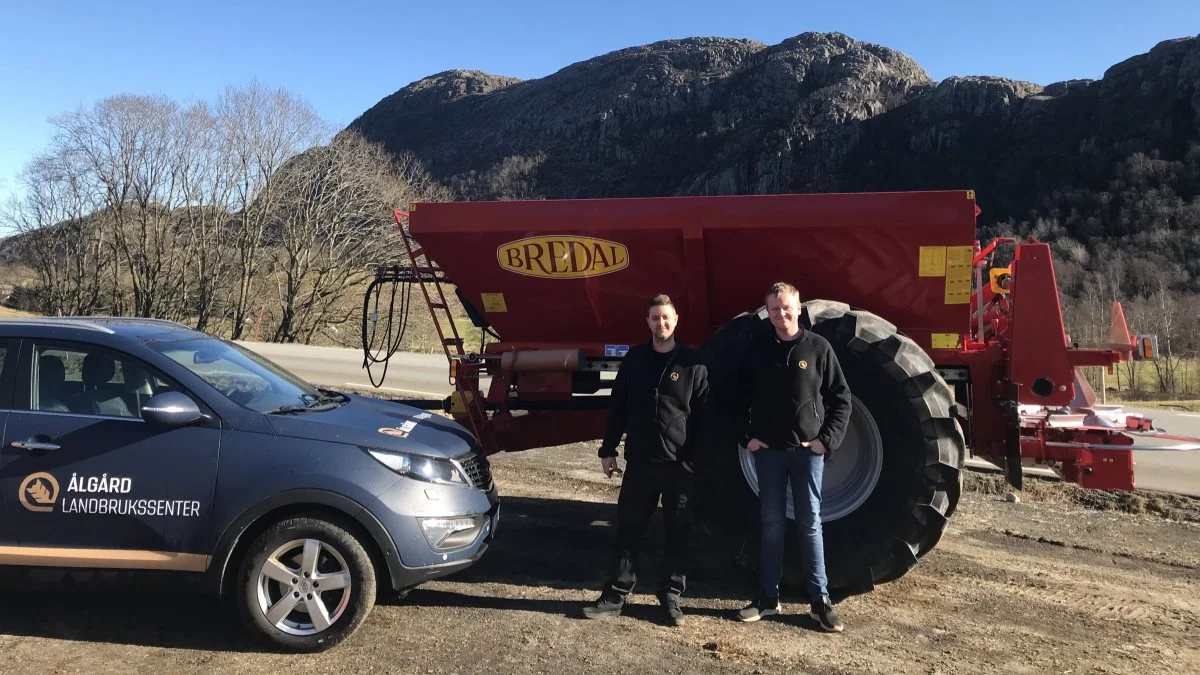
[19,472,59,512]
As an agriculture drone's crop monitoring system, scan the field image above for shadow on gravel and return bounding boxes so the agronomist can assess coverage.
[0,585,259,652]
[0,494,816,649]
[461,496,752,593]
[401,586,743,626]
[393,495,767,609]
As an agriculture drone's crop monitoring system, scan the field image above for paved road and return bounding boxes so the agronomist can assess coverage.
[238,341,454,398]
[237,341,1200,497]
[1125,408,1200,496]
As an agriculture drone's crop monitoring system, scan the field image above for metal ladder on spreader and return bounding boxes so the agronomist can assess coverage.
[393,210,495,452]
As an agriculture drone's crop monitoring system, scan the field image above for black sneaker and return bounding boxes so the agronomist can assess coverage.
[737,596,781,622]
[809,597,844,632]
[582,591,625,619]
[659,592,686,627]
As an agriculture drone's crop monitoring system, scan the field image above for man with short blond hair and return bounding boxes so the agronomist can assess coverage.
[767,281,799,299]
[737,282,852,632]
[583,293,710,626]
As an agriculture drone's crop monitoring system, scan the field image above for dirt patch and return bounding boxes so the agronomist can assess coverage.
[1,442,1197,674]
[964,471,1200,523]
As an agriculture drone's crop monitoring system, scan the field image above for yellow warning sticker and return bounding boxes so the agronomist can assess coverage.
[480,292,508,313]
[931,333,961,349]
[919,246,947,277]
[946,245,973,266]
[944,260,973,304]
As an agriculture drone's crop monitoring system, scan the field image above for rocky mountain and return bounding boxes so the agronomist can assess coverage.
[347,32,1200,295]
[347,33,934,198]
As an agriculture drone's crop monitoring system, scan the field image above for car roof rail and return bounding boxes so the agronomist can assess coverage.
[98,316,185,326]
[55,316,194,330]
[0,318,117,334]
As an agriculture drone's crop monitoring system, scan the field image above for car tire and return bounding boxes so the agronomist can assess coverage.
[237,515,377,652]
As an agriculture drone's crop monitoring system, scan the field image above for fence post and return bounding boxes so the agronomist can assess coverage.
[253,304,265,341]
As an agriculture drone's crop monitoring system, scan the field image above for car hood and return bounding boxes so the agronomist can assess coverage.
[264,394,477,459]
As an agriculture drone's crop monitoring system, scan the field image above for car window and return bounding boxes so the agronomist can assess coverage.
[147,337,323,413]
[31,342,177,419]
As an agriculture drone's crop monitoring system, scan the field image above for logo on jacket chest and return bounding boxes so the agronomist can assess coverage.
[798,360,808,370]
[669,371,680,381]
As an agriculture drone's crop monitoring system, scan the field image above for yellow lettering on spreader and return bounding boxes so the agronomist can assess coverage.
[497,236,630,279]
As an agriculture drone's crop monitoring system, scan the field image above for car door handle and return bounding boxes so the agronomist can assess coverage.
[11,439,60,451]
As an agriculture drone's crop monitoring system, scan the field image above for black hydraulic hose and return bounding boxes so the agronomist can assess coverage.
[361,270,414,388]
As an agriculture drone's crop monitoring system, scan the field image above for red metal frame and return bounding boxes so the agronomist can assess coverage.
[394,211,496,452]
[391,192,1195,491]
[406,191,976,349]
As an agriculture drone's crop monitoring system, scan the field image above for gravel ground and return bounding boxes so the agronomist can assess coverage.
[1,442,1197,674]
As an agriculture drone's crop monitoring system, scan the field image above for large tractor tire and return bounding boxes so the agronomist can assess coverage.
[697,300,965,598]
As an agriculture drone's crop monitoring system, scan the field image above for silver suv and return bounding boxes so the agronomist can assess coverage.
[0,317,499,651]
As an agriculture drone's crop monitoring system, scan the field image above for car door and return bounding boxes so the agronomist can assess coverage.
[0,339,17,529]
[0,338,221,573]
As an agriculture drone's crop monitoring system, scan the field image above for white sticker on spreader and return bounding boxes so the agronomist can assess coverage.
[605,344,630,357]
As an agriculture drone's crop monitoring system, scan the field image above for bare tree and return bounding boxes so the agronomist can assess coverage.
[5,83,455,350]
[50,95,194,319]
[269,132,440,343]
[2,151,110,316]
[174,102,237,331]
[1142,269,1187,395]
[391,149,454,204]
[216,82,329,340]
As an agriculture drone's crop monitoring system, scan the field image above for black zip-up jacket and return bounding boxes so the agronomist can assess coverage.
[742,328,852,454]
[598,341,710,464]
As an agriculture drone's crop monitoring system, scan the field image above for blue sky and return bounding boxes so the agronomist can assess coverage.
[1,0,1196,206]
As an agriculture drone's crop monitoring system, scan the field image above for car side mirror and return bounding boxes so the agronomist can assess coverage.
[142,391,205,427]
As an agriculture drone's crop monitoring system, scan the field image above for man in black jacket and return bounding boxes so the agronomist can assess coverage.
[583,293,710,626]
[736,281,852,632]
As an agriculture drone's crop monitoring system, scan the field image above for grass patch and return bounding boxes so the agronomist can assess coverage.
[1105,399,1200,412]
[0,306,37,318]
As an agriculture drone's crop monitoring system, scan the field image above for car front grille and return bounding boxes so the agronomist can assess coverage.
[457,452,493,490]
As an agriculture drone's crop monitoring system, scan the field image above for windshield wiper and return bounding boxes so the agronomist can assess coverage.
[267,400,339,414]
[315,387,350,403]
[268,391,344,415]
[266,404,310,415]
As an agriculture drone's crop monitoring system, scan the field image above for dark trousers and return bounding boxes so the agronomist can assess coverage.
[604,458,695,598]
[755,446,829,602]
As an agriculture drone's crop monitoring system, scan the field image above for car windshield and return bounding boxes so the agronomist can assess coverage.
[147,337,337,413]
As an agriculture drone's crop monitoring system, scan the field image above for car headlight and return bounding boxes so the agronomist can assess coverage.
[367,449,468,485]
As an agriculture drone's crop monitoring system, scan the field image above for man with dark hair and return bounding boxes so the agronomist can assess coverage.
[736,281,852,632]
[583,293,710,626]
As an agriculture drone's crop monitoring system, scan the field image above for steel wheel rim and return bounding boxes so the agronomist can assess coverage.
[739,393,884,522]
[256,537,353,636]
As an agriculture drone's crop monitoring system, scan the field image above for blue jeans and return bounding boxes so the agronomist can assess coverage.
[754,446,828,602]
